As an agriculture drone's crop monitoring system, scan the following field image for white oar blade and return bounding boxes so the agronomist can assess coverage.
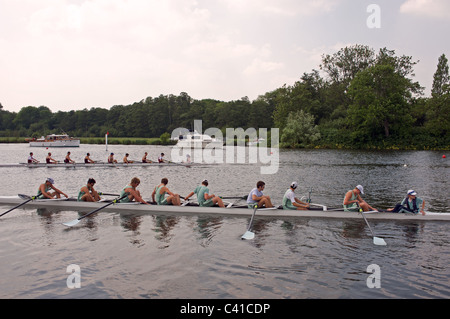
[62,219,80,227]
[241,230,255,240]
[373,237,387,246]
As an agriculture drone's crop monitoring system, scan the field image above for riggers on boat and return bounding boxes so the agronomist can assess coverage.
[0,195,449,222]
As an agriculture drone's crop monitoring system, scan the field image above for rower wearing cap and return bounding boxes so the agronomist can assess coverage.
[388,190,426,215]
[343,185,377,212]
[247,181,273,208]
[108,153,118,164]
[151,178,181,206]
[282,182,310,210]
[37,178,68,199]
[78,178,100,202]
[184,180,225,207]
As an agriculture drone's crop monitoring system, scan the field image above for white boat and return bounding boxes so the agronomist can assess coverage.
[172,130,223,149]
[29,134,80,147]
[247,138,265,146]
[1,195,449,222]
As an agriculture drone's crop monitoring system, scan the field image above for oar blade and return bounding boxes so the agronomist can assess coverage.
[241,230,255,240]
[62,219,81,227]
[373,237,387,246]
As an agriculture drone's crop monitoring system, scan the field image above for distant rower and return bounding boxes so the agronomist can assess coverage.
[28,152,39,164]
[64,152,75,164]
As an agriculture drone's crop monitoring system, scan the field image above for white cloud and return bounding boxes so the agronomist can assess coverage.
[219,0,341,17]
[400,0,450,19]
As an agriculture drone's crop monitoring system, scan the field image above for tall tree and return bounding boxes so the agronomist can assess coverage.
[347,64,414,141]
[426,54,450,138]
[431,54,450,97]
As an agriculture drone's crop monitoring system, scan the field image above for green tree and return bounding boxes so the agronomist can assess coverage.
[431,54,449,97]
[347,64,414,142]
[426,54,450,139]
[281,110,320,148]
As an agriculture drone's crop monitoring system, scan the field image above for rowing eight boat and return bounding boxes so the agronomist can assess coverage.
[1,196,449,221]
[0,162,213,168]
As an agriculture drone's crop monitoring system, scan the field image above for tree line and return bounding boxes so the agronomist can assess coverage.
[0,44,448,150]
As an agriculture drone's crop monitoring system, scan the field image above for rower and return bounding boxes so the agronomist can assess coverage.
[64,151,75,164]
[28,152,39,164]
[46,152,58,164]
[119,177,150,205]
[282,182,310,210]
[158,153,166,163]
[343,185,377,212]
[123,153,134,163]
[108,153,118,164]
[142,152,153,163]
[78,178,100,202]
[151,178,181,206]
[184,179,225,207]
[247,181,273,208]
[84,153,95,163]
[388,190,426,215]
[37,178,68,199]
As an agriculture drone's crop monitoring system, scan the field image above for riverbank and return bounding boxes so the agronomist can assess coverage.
[0,136,448,151]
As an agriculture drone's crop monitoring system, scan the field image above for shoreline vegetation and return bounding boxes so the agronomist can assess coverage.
[0,136,447,151]
[1,45,448,151]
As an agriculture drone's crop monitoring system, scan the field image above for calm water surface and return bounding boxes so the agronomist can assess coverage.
[0,144,448,299]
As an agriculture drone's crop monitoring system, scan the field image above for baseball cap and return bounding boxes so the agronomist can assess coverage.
[46,178,55,184]
[407,190,417,196]
[356,185,364,194]
[291,182,298,189]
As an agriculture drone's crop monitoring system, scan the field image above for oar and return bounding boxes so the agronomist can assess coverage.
[62,194,128,227]
[359,208,387,246]
[0,194,36,218]
[99,192,120,196]
[241,205,258,240]
[221,195,247,200]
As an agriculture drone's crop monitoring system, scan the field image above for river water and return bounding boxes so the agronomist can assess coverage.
[0,143,448,300]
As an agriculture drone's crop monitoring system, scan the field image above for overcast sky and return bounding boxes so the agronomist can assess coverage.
[1,0,449,112]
